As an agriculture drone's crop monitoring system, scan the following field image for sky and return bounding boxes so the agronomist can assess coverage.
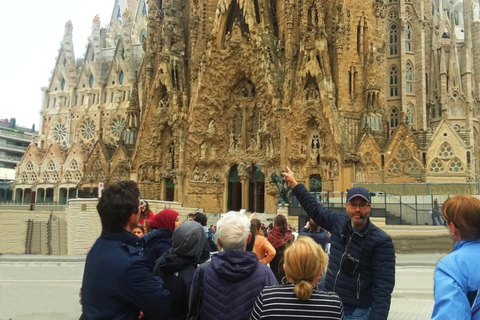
[0,1,115,130]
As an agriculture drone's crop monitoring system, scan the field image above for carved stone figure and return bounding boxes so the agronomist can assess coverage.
[207,119,215,134]
[200,141,207,159]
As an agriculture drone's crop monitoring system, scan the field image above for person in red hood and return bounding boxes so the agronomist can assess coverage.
[142,209,179,269]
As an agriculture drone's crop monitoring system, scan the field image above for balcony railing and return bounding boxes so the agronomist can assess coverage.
[0,130,34,142]
[0,143,27,152]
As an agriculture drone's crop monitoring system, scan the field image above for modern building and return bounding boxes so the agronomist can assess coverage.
[0,118,36,201]
[13,0,480,212]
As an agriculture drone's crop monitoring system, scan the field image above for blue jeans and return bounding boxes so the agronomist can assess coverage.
[345,307,371,320]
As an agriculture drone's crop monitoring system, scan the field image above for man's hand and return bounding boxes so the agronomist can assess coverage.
[282,166,298,188]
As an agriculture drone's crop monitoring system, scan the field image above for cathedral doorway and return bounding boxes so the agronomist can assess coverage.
[248,164,265,213]
[165,178,174,201]
[309,174,322,202]
[228,165,242,211]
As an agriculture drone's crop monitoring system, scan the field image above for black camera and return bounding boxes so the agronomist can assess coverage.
[341,254,359,275]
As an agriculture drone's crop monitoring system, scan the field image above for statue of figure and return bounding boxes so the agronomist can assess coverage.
[193,166,201,181]
[207,119,216,134]
[310,149,317,162]
[229,132,236,150]
[202,170,210,182]
[84,95,89,108]
[148,166,154,182]
[330,160,339,179]
[55,99,62,110]
[474,1,480,22]
[200,141,207,159]
[210,146,217,160]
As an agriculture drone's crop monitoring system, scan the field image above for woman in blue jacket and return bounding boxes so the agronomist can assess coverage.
[431,195,480,320]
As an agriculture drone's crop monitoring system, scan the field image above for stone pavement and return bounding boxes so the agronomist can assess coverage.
[0,253,446,320]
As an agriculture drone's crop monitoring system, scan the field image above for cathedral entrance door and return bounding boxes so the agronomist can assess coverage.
[228,165,242,211]
[248,164,264,213]
[166,179,175,202]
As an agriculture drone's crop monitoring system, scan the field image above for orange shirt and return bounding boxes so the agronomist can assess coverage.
[254,234,276,265]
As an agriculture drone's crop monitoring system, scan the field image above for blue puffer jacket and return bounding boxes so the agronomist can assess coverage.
[141,228,173,270]
[293,184,395,320]
[299,227,330,249]
[192,250,277,320]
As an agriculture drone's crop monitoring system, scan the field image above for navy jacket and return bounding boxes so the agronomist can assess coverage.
[141,228,173,270]
[299,227,330,250]
[80,228,171,320]
[293,184,395,320]
[192,250,277,320]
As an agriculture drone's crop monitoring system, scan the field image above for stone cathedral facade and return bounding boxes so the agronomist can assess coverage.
[13,0,480,213]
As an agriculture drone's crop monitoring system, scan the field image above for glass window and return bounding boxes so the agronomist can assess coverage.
[389,24,398,55]
[119,71,124,85]
[407,103,414,124]
[390,107,399,128]
[89,75,94,88]
[405,24,412,51]
[389,65,399,96]
[406,62,413,93]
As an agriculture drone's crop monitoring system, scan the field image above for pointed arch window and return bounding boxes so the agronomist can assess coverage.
[389,65,399,96]
[390,107,399,129]
[140,29,147,43]
[89,75,94,88]
[389,23,398,55]
[61,78,66,91]
[47,160,57,171]
[26,161,34,171]
[142,3,147,15]
[407,103,415,125]
[405,24,412,51]
[70,159,79,170]
[119,71,124,85]
[406,61,413,93]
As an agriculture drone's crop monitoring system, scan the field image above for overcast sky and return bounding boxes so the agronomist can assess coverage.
[0,1,115,129]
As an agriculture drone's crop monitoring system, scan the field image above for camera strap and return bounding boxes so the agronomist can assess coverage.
[342,221,372,261]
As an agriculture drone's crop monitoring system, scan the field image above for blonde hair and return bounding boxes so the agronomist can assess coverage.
[284,236,328,300]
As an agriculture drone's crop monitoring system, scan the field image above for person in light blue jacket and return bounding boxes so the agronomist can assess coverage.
[432,195,480,320]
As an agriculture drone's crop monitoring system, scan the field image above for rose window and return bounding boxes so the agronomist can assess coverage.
[43,173,50,182]
[26,162,34,171]
[75,172,83,181]
[52,172,59,182]
[111,118,126,138]
[52,124,67,142]
[21,172,28,182]
[65,171,73,181]
[396,147,410,160]
[387,161,401,175]
[30,172,37,182]
[81,121,96,139]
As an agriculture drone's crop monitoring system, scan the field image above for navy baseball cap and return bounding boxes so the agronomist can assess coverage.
[347,187,371,203]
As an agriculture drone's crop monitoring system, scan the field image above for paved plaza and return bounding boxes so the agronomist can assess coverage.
[0,253,445,320]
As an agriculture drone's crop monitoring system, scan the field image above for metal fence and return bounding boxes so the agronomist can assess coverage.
[25,211,67,255]
[289,191,451,226]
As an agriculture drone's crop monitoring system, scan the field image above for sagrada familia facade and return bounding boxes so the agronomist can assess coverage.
[12,0,480,213]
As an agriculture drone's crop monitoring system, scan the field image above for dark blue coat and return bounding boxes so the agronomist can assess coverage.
[293,184,395,320]
[299,227,330,249]
[192,250,277,320]
[80,229,171,320]
[141,228,173,270]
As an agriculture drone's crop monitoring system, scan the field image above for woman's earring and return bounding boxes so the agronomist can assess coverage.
[281,277,288,285]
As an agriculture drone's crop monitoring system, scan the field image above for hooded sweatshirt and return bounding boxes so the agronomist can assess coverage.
[155,221,206,320]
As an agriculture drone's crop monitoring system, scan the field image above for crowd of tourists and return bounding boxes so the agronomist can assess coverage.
[78,166,480,320]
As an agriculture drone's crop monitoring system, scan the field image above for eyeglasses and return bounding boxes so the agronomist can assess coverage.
[138,200,146,210]
[347,202,370,209]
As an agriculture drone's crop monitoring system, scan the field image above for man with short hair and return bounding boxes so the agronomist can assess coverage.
[189,211,277,320]
[299,218,330,250]
[283,167,395,320]
[80,180,171,320]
